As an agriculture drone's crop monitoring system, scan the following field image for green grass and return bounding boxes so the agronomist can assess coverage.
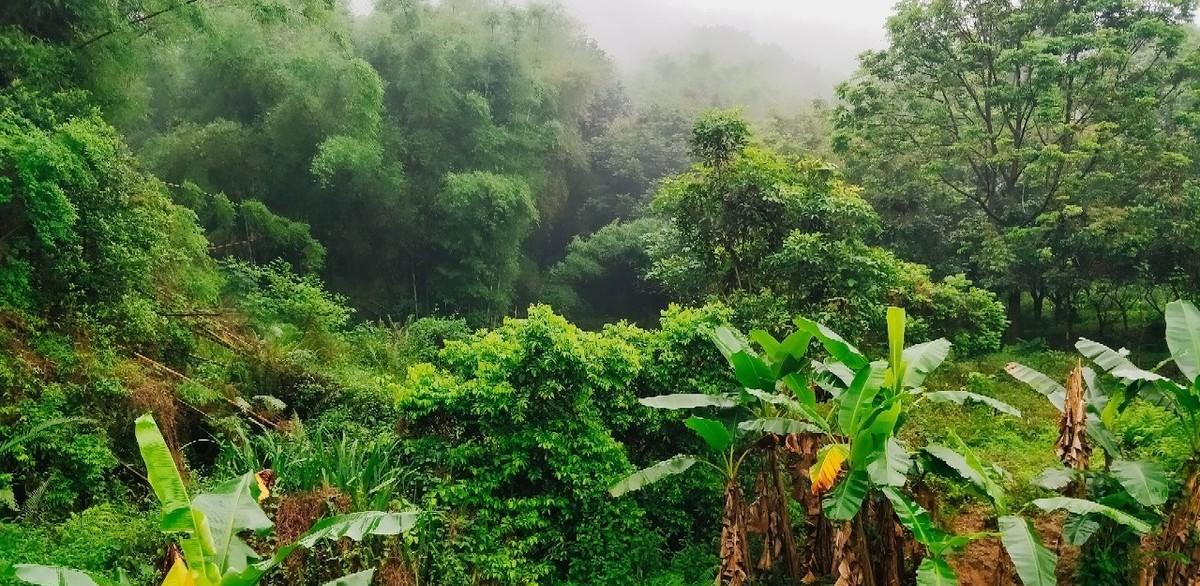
[904,349,1069,511]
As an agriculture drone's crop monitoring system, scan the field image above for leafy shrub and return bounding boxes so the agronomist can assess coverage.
[0,504,164,585]
[397,305,663,584]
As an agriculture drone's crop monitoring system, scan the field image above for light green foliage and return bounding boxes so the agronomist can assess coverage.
[0,110,213,325]
[0,505,164,584]
[397,305,662,584]
[224,261,352,361]
[647,110,1007,351]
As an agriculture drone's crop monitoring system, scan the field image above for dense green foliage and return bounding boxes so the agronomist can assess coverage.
[835,0,1200,339]
[4,0,1200,585]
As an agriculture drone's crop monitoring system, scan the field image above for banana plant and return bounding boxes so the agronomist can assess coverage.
[922,431,1152,586]
[1051,300,1200,585]
[737,307,1024,585]
[786,308,1027,585]
[8,414,418,586]
[1008,354,1169,573]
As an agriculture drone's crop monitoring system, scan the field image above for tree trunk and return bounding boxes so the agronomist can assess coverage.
[1140,462,1200,585]
[747,448,803,582]
[718,478,751,586]
[787,433,834,580]
[1006,289,1022,341]
[1032,290,1045,325]
[833,520,868,586]
[866,496,905,586]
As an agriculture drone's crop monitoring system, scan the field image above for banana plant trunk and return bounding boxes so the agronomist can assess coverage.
[832,517,874,586]
[718,477,751,586]
[748,448,804,582]
[864,495,904,586]
[1140,462,1200,585]
[788,433,834,579]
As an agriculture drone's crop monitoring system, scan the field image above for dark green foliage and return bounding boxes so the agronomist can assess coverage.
[0,505,165,584]
[429,172,537,324]
[577,107,693,232]
[174,182,326,274]
[542,218,669,328]
[0,110,214,324]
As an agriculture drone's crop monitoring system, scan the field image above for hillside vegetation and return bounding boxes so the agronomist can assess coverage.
[2,1,1200,585]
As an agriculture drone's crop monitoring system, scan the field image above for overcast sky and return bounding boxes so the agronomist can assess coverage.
[348,0,897,78]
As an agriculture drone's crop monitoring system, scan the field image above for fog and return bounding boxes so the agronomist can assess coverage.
[348,0,896,84]
[535,0,894,79]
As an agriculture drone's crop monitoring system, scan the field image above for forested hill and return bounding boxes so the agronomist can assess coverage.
[3,0,1200,585]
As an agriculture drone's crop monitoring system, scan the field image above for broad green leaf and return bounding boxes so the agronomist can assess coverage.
[822,469,869,521]
[1032,497,1152,533]
[924,390,1021,417]
[11,565,101,586]
[609,456,698,497]
[1111,460,1169,507]
[781,373,817,412]
[222,512,418,586]
[1076,338,1161,383]
[925,444,984,486]
[837,363,884,435]
[738,418,821,435]
[748,329,780,358]
[866,396,902,436]
[948,433,1007,514]
[1166,300,1200,383]
[322,569,375,586]
[999,515,1057,586]
[848,428,879,469]
[638,394,738,410]
[135,414,218,583]
[819,360,856,387]
[711,326,746,361]
[745,388,794,406]
[780,377,832,433]
[1086,418,1121,457]
[1081,367,1110,413]
[881,487,944,548]
[902,338,952,389]
[777,330,813,361]
[730,351,774,391]
[1031,467,1074,491]
[192,473,273,572]
[1075,338,1135,372]
[1157,379,1200,417]
[868,437,912,487]
[1005,363,1064,411]
[915,558,957,586]
[1063,514,1101,546]
[887,307,906,391]
[685,417,733,453]
[926,437,1006,514]
[794,316,868,370]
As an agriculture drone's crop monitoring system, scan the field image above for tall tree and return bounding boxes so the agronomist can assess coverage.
[835,0,1200,334]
